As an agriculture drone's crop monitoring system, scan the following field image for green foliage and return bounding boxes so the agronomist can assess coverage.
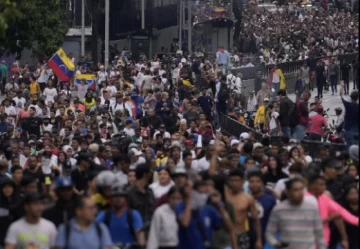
[0,0,68,58]
[0,0,18,39]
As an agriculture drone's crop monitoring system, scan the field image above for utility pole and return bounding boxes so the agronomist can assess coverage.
[141,0,145,29]
[179,0,182,50]
[81,0,85,57]
[188,0,192,55]
[104,0,109,69]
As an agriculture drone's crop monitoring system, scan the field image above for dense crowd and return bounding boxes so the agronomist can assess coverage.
[0,41,358,249]
[191,3,358,65]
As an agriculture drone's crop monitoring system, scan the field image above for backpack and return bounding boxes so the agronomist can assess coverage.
[65,222,102,249]
[218,84,230,102]
[103,208,135,239]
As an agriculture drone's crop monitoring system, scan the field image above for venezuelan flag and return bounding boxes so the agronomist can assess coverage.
[47,48,75,82]
[75,74,96,91]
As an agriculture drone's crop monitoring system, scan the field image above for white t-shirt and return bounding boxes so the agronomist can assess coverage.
[5,218,57,249]
[149,181,175,199]
[5,106,17,124]
[269,112,279,130]
[272,71,280,83]
[97,71,108,84]
[192,156,210,172]
[123,127,135,137]
[12,97,26,111]
[43,88,57,105]
[151,61,160,72]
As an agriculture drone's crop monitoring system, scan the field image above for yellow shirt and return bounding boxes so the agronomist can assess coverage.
[254,105,266,125]
[29,82,40,100]
[83,98,96,110]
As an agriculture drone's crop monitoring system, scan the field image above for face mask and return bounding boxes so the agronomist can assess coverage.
[192,191,208,210]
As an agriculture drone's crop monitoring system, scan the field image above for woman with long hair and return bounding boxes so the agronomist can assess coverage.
[149,168,175,200]
[15,102,31,128]
[82,91,96,113]
[264,155,288,187]
[289,146,307,167]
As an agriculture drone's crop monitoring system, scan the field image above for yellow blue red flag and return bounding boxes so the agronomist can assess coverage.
[75,74,96,90]
[48,48,75,82]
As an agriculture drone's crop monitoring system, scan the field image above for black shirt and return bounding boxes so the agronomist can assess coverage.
[315,64,325,79]
[340,63,351,79]
[21,116,42,137]
[71,168,89,192]
[127,184,155,225]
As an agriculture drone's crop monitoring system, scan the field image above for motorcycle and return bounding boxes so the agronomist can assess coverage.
[322,127,344,143]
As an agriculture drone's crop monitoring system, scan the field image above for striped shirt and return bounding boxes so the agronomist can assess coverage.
[266,200,326,249]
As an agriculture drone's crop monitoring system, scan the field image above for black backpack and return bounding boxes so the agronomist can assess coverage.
[103,208,135,239]
[218,84,230,102]
[65,222,102,249]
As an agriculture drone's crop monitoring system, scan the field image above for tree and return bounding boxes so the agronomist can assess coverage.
[0,0,68,58]
[0,0,18,39]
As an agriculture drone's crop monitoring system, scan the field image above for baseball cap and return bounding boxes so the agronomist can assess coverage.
[264,98,270,102]
[128,148,142,157]
[55,177,73,190]
[230,139,240,146]
[321,157,342,170]
[170,141,181,149]
[184,140,193,146]
[28,140,36,145]
[181,58,187,63]
[128,143,138,150]
[172,167,188,176]
[253,142,263,150]
[239,132,249,140]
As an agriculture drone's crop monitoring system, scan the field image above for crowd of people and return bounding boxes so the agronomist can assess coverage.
[191,3,358,66]
[0,29,358,249]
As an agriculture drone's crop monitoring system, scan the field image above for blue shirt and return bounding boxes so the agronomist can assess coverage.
[175,202,223,249]
[55,219,113,249]
[342,97,359,131]
[96,209,143,244]
[0,122,11,133]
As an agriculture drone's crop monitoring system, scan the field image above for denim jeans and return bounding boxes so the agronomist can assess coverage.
[294,124,307,141]
[330,76,337,93]
[272,83,280,100]
[344,128,359,147]
[309,133,322,141]
[281,126,291,138]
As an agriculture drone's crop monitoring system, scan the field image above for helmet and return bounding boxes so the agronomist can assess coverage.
[111,182,128,197]
[117,131,128,141]
[55,177,73,190]
[96,170,117,189]
[335,107,342,114]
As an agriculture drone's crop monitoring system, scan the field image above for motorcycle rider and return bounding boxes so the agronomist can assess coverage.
[92,170,118,211]
[331,107,344,136]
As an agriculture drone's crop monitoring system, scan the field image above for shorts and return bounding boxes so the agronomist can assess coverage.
[237,232,250,249]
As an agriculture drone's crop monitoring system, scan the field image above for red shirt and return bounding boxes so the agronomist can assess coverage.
[309,114,328,135]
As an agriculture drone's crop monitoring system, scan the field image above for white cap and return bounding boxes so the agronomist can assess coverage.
[239,132,249,140]
[264,98,270,102]
[230,139,240,146]
[171,141,181,149]
[130,148,142,156]
[181,58,187,63]
[209,139,215,145]
[253,142,263,150]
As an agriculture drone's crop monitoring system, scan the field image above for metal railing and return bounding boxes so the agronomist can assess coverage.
[219,113,348,158]
[218,52,359,80]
